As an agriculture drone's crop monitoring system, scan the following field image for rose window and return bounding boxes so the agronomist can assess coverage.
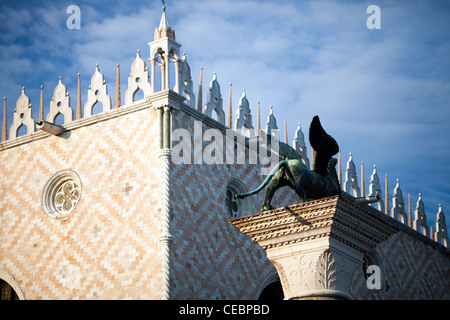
[225,178,250,219]
[55,181,81,214]
[225,188,239,218]
[41,169,82,219]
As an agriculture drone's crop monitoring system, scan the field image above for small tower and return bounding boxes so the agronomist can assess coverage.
[148,2,182,92]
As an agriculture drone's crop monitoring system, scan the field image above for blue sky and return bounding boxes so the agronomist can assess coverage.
[1,0,449,232]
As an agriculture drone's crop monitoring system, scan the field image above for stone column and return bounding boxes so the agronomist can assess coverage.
[160,61,165,91]
[173,57,180,93]
[157,148,173,300]
[149,57,157,93]
[149,89,186,300]
[158,103,175,300]
[163,106,171,149]
[164,53,170,91]
[229,193,397,300]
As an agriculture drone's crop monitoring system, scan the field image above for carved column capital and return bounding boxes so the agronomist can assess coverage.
[159,233,174,246]
[157,148,172,160]
[230,193,398,300]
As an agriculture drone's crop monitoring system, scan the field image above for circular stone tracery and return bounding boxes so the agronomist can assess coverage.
[41,169,82,220]
[225,178,250,219]
[55,181,81,214]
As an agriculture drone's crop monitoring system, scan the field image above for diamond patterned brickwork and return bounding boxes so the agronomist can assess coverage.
[351,230,450,299]
[0,106,163,299]
[170,109,299,299]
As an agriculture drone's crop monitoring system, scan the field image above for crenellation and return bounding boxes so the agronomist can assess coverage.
[234,89,254,137]
[9,87,35,139]
[47,77,73,124]
[414,193,429,237]
[391,179,407,224]
[204,72,225,125]
[343,153,360,198]
[84,64,111,117]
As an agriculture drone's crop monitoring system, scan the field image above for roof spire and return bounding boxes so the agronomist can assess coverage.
[154,0,175,40]
[159,0,169,29]
[256,101,260,136]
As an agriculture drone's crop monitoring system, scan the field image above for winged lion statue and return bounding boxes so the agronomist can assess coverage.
[235,115,341,211]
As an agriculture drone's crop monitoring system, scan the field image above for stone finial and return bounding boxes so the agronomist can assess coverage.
[39,85,44,123]
[338,150,342,186]
[227,83,232,128]
[265,105,278,136]
[204,72,225,125]
[10,87,35,138]
[84,64,111,117]
[391,179,407,224]
[343,153,360,197]
[197,67,203,112]
[2,97,8,142]
[114,64,121,109]
[178,52,196,108]
[234,89,253,136]
[360,161,365,197]
[2,97,7,142]
[293,123,310,168]
[368,165,384,212]
[256,101,261,136]
[76,73,82,119]
[284,120,288,144]
[408,193,413,227]
[413,194,429,237]
[125,50,152,105]
[385,174,389,215]
[435,204,449,247]
[47,77,73,124]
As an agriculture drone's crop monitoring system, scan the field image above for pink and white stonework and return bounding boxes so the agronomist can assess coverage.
[0,7,448,300]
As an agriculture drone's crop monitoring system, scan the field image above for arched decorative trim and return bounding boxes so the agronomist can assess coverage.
[255,272,280,299]
[0,268,26,300]
[362,248,385,292]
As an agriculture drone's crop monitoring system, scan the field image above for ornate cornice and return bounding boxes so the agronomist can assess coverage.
[230,192,448,254]
[229,193,398,253]
[149,89,186,111]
